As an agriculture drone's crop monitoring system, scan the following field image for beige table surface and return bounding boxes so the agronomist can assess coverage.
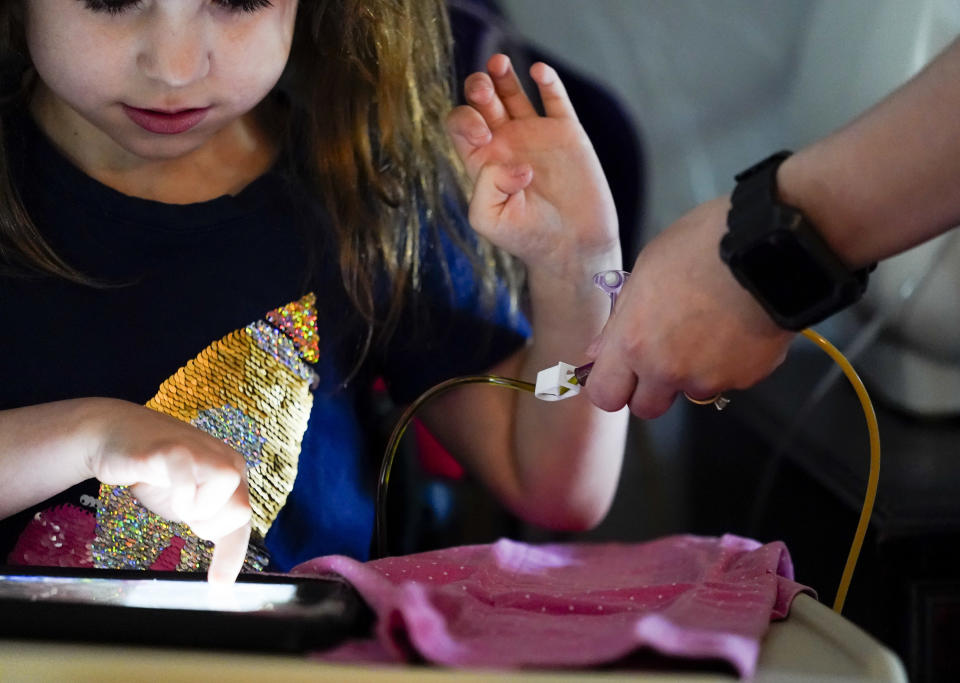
[0,594,906,682]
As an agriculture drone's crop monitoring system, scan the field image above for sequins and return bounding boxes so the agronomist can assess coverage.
[245,321,312,381]
[7,505,96,568]
[265,293,320,364]
[93,485,182,570]
[194,404,265,470]
[92,295,318,574]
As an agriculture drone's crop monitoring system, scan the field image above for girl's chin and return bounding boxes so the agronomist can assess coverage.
[112,128,216,162]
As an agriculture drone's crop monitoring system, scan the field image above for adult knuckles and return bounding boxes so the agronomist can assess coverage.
[586,382,627,412]
[629,389,673,420]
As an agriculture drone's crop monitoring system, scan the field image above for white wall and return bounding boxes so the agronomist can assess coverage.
[498,0,958,240]
[499,0,960,415]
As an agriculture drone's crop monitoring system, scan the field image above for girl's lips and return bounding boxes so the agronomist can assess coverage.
[122,105,210,135]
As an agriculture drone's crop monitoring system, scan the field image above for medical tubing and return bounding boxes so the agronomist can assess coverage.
[374,375,536,559]
[800,328,880,614]
[373,329,879,617]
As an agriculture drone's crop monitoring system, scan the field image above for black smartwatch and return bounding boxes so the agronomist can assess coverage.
[719,151,872,331]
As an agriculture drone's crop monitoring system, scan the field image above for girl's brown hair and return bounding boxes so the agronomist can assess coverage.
[0,1,78,280]
[0,0,522,364]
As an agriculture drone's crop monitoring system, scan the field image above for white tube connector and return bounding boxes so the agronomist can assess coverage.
[535,361,581,401]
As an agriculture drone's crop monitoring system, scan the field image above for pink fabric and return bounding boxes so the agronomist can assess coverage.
[292,535,813,678]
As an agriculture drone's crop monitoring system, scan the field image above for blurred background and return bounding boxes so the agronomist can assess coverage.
[400,2,960,680]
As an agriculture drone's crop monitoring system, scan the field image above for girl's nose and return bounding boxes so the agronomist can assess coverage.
[137,17,211,87]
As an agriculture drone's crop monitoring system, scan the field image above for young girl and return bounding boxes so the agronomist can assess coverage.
[0,0,627,582]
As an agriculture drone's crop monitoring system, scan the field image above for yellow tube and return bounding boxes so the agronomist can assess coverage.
[374,329,880,616]
[373,375,535,559]
[801,328,880,613]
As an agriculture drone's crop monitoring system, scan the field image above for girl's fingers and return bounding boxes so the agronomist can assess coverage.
[188,501,250,543]
[468,162,534,225]
[186,447,245,521]
[187,465,244,526]
[445,104,492,181]
[207,520,252,584]
[486,54,538,121]
[158,447,239,523]
[530,62,578,121]
[454,57,575,156]
[182,467,250,540]
[464,71,511,130]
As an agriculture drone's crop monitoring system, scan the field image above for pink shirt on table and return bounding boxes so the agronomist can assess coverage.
[292,534,812,677]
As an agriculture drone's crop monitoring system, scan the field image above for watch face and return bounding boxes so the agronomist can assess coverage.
[734,233,834,317]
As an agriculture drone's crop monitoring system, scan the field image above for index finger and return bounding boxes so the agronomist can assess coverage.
[582,348,638,413]
[586,350,679,420]
[207,520,251,584]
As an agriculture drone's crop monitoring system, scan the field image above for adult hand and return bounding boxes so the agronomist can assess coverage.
[583,196,795,419]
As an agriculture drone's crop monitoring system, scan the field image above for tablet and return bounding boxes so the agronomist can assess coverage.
[0,565,374,654]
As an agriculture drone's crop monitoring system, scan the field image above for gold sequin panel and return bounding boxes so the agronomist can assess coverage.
[92,295,319,572]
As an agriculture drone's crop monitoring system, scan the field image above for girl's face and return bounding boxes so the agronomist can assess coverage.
[24,0,298,165]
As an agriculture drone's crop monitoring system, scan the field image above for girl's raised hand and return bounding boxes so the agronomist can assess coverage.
[446,54,620,281]
[87,400,252,583]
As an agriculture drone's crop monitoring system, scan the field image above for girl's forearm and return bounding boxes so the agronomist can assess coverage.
[415,252,628,530]
[0,399,102,519]
[508,255,629,529]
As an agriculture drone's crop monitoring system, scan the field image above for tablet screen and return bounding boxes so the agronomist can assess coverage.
[0,566,374,653]
[0,573,303,612]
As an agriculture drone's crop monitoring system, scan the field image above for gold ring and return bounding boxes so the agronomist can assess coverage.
[683,392,730,411]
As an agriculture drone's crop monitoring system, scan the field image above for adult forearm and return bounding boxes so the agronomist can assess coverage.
[778,37,960,269]
[0,399,100,519]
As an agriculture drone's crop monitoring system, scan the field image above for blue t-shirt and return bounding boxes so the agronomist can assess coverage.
[0,111,529,571]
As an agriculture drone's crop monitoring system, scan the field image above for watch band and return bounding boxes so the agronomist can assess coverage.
[730,150,794,236]
[721,151,872,331]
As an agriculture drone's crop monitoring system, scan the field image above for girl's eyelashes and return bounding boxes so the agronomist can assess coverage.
[81,0,274,15]
[81,0,144,14]
[214,0,274,11]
